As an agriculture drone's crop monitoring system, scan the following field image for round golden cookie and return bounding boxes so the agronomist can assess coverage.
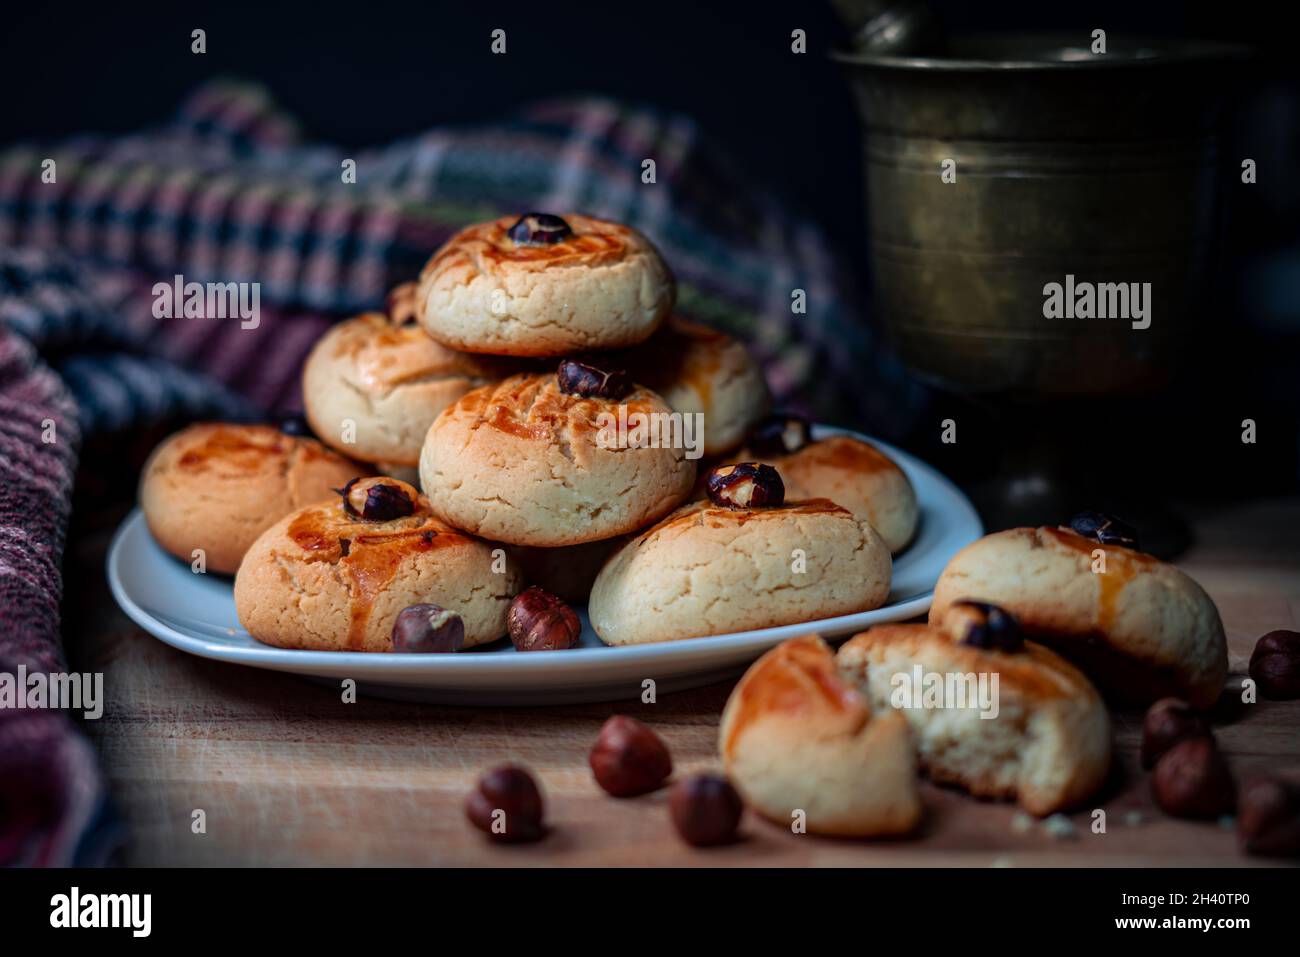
[234,478,522,652]
[418,372,696,547]
[719,635,921,837]
[589,499,892,645]
[622,316,771,458]
[416,213,674,356]
[302,304,509,468]
[747,434,918,554]
[836,607,1112,816]
[930,526,1228,709]
[140,423,368,575]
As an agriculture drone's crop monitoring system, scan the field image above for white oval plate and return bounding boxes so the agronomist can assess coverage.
[107,429,981,705]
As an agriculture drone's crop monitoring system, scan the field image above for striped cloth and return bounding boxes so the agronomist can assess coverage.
[0,80,921,865]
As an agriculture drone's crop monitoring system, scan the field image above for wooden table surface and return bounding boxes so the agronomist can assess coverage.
[73,499,1300,867]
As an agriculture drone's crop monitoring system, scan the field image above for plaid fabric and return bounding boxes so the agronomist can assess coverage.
[0,79,921,865]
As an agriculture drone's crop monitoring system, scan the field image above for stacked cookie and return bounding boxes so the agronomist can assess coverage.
[140,210,921,653]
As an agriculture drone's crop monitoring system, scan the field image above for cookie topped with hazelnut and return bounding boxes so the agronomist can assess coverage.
[621,316,771,458]
[587,493,891,646]
[140,422,370,575]
[301,302,513,469]
[416,212,674,356]
[835,603,1111,816]
[418,368,696,547]
[742,418,919,554]
[929,516,1228,709]
[233,476,523,652]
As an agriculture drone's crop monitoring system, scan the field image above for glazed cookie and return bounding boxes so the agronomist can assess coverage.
[417,213,674,356]
[234,477,523,652]
[589,464,891,645]
[140,422,368,575]
[929,512,1228,709]
[720,635,921,837]
[303,290,510,468]
[744,416,918,553]
[837,601,1112,816]
[419,362,696,547]
[621,316,771,458]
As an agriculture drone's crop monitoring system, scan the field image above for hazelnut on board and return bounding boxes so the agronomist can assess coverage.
[1151,737,1236,819]
[1140,698,1211,770]
[465,765,545,843]
[669,774,743,847]
[589,716,673,797]
[1250,630,1300,700]
[1237,776,1300,858]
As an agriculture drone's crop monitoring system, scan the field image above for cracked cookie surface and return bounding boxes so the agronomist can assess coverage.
[416,214,673,356]
[589,498,892,645]
[140,423,368,575]
[621,316,771,458]
[302,312,513,467]
[234,489,522,651]
[419,372,696,546]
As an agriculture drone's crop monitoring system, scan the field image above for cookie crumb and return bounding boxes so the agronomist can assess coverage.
[1010,811,1036,834]
[1042,814,1077,840]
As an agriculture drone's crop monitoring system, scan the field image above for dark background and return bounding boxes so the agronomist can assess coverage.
[4,0,1299,510]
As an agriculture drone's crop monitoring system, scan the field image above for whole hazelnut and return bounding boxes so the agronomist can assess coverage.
[669,774,743,847]
[508,212,573,246]
[336,476,417,522]
[1249,630,1300,700]
[392,603,464,653]
[950,600,1024,653]
[507,587,581,652]
[1151,737,1236,819]
[1140,697,1211,769]
[705,463,785,510]
[556,358,632,400]
[746,413,812,457]
[465,765,545,843]
[589,716,673,797]
[1237,776,1300,858]
[1066,509,1140,551]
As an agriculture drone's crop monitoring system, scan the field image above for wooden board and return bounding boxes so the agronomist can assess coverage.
[73,500,1300,866]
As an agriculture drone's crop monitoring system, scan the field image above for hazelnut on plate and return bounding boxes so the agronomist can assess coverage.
[391,603,464,653]
[507,587,581,652]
